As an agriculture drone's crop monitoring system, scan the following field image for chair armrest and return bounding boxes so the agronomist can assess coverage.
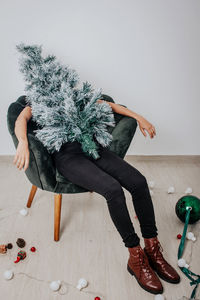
[109,115,138,158]
[26,133,57,192]
[10,132,56,191]
[7,98,57,191]
[118,104,127,108]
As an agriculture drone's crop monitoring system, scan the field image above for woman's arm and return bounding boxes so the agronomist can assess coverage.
[98,100,141,120]
[97,99,156,139]
[13,106,32,171]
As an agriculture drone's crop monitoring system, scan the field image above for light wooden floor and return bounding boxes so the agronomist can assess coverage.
[0,155,200,300]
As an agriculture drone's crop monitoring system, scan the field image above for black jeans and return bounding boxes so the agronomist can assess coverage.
[52,141,158,248]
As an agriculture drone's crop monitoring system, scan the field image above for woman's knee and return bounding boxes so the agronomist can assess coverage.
[131,174,148,193]
[103,180,125,204]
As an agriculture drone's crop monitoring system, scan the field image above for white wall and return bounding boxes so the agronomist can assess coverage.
[1,0,199,155]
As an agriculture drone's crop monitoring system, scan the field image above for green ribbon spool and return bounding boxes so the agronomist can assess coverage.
[176,195,200,299]
[176,195,200,224]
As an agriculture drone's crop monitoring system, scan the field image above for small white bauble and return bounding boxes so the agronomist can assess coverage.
[148,180,155,189]
[19,208,28,216]
[186,232,194,240]
[49,280,61,291]
[155,294,165,300]
[184,187,192,194]
[3,270,14,280]
[191,236,196,242]
[76,278,88,290]
[149,190,154,196]
[167,186,175,194]
[178,258,186,267]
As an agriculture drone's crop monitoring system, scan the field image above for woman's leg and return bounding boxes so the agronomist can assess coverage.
[52,145,140,247]
[88,146,158,239]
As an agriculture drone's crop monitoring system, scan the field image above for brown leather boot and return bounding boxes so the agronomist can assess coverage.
[143,236,181,284]
[127,244,164,294]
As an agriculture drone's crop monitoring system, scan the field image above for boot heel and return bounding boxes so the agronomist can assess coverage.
[127,264,135,276]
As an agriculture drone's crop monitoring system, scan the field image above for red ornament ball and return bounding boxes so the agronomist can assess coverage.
[94,297,101,300]
[30,247,36,252]
[177,234,182,239]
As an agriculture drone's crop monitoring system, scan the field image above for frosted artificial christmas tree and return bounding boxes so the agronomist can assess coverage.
[16,43,116,159]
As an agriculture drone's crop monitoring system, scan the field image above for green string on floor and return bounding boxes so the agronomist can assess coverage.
[177,207,200,299]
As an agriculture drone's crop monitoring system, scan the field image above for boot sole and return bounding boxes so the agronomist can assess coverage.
[127,264,163,295]
[146,256,181,284]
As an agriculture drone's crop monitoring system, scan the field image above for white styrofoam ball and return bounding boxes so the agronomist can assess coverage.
[191,236,196,242]
[76,278,88,290]
[178,258,186,267]
[149,190,154,196]
[3,270,14,280]
[49,280,61,291]
[186,232,194,240]
[148,180,155,189]
[19,208,28,216]
[184,187,192,194]
[167,186,175,194]
[154,295,165,300]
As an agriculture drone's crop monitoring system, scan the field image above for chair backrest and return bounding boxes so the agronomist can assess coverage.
[7,94,125,137]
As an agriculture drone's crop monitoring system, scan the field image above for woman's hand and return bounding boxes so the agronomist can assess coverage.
[13,140,30,171]
[137,115,156,139]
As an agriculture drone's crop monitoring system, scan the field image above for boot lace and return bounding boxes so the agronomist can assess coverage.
[147,240,166,268]
[154,241,164,260]
[138,248,152,279]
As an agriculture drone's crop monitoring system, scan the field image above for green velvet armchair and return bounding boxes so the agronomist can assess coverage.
[7,94,138,241]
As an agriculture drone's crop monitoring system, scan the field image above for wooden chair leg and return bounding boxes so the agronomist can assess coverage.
[26,185,38,208]
[54,193,62,242]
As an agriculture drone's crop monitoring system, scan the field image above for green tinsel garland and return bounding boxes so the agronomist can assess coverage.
[16,43,116,159]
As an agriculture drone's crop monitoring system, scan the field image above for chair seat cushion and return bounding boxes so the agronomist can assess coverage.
[53,168,90,194]
[55,168,70,184]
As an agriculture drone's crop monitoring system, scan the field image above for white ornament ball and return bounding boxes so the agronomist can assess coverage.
[76,278,88,290]
[191,236,196,242]
[150,190,154,196]
[178,258,186,267]
[3,270,14,280]
[49,280,61,291]
[167,186,175,194]
[148,180,155,189]
[19,208,28,216]
[185,187,192,194]
[154,295,165,300]
[186,232,194,240]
